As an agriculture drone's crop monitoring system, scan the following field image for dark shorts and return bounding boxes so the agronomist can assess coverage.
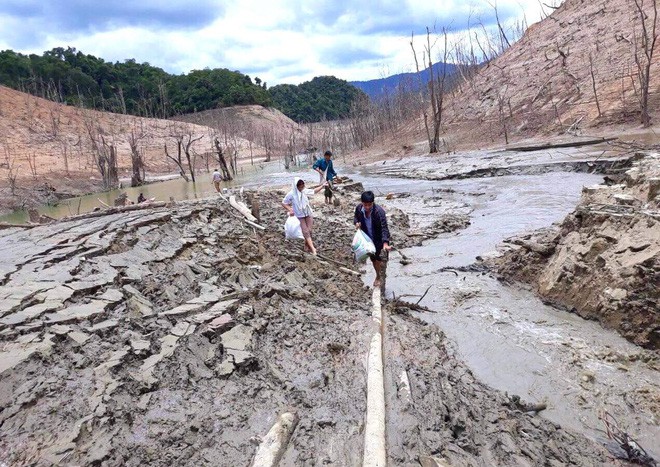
[369,249,384,262]
[324,186,333,198]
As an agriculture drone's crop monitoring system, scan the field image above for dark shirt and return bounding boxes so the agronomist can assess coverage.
[312,158,337,181]
[354,204,390,251]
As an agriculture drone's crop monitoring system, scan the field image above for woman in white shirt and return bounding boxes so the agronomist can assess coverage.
[282,177,326,255]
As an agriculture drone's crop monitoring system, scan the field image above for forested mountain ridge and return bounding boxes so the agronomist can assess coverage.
[0,47,272,117]
[0,47,364,123]
[269,76,368,123]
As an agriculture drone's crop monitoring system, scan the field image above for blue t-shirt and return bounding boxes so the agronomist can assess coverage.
[361,206,374,240]
[312,158,337,181]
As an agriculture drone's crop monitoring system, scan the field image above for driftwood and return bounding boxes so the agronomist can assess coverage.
[229,195,258,223]
[506,137,618,152]
[60,202,167,222]
[505,394,547,413]
[97,198,111,208]
[243,219,266,231]
[338,266,361,276]
[0,222,39,230]
[391,294,436,313]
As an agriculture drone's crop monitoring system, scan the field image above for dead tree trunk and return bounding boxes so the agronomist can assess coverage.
[97,136,119,190]
[183,134,203,183]
[633,0,658,127]
[128,129,146,187]
[589,53,603,118]
[410,33,433,153]
[214,138,232,180]
[428,27,449,153]
[164,140,189,182]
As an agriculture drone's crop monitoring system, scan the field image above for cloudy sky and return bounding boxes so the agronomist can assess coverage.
[0,0,555,86]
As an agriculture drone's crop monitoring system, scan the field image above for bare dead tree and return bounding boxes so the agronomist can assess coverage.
[183,133,203,183]
[128,122,148,186]
[82,111,119,189]
[411,33,434,152]
[213,138,232,180]
[2,143,19,196]
[427,27,447,152]
[27,152,38,179]
[589,52,603,118]
[632,0,658,127]
[261,129,275,162]
[497,86,511,144]
[488,1,511,52]
[164,139,189,182]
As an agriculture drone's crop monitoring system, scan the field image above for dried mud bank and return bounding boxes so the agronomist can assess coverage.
[367,146,634,182]
[488,153,660,349]
[0,190,609,465]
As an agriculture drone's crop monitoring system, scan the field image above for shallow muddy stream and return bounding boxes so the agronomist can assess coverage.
[354,170,659,455]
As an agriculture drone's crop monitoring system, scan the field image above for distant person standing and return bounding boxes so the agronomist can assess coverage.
[354,190,391,288]
[313,150,338,185]
[212,169,222,192]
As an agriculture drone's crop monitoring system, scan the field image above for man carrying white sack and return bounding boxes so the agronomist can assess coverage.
[354,190,391,287]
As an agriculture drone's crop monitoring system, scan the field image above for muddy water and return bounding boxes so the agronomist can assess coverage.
[355,172,659,454]
[0,160,325,224]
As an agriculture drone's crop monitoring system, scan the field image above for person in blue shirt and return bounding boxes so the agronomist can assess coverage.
[312,150,338,185]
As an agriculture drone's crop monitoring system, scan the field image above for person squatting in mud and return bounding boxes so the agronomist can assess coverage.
[282,177,327,255]
[354,190,391,287]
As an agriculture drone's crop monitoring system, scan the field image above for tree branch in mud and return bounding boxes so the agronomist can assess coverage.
[600,411,657,466]
[632,0,658,127]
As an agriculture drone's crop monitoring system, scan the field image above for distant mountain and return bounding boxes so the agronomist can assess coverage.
[350,62,458,100]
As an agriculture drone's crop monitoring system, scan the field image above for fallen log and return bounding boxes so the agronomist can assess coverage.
[505,137,618,152]
[229,195,258,223]
[60,202,167,222]
[339,266,361,276]
[0,222,39,230]
[251,412,299,467]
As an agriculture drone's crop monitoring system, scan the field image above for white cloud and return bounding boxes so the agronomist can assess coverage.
[0,0,557,85]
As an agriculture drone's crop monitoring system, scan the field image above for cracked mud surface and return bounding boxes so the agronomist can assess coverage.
[0,190,619,465]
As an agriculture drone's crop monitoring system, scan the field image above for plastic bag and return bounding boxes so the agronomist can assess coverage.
[284,216,304,240]
[351,230,376,262]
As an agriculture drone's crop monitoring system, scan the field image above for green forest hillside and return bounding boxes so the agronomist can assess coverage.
[269,76,366,123]
[0,47,365,124]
